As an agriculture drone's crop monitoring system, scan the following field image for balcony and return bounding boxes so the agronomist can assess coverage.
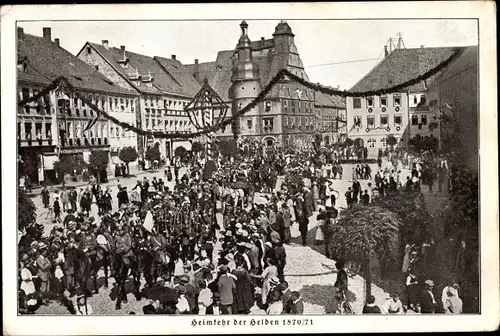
[59,137,109,151]
[18,137,55,148]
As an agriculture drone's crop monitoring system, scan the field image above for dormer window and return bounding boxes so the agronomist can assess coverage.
[86,47,92,54]
[17,57,28,72]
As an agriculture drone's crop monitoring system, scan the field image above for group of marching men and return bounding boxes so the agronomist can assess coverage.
[18,146,320,315]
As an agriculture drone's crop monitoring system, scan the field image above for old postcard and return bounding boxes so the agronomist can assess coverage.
[1,2,498,335]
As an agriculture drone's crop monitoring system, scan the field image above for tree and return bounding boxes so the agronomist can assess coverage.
[343,138,353,147]
[118,146,138,177]
[191,141,204,153]
[372,190,431,255]
[18,156,38,178]
[217,139,238,158]
[174,146,188,159]
[18,187,37,232]
[145,143,161,163]
[54,155,87,185]
[88,150,110,183]
[386,135,398,151]
[326,204,401,300]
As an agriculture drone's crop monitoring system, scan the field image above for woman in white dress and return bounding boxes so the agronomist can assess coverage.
[315,204,326,245]
[266,288,284,315]
[19,257,37,309]
[251,258,278,306]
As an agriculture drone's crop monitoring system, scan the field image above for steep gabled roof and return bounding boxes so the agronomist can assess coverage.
[184,50,234,101]
[153,56,201,97]
[18,34,136,96]
[86,42,199,98]
[350,47,461,93]
[314,92,345,108]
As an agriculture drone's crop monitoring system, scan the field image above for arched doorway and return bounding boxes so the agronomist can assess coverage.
[354,138,364,148]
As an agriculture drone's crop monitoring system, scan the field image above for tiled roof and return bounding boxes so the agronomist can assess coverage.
[350,47,460,92]
[184,50,235,101]
[153,56,201,97]
[89,42,184,96]
[314,92,345,108]
[18,34,136,96]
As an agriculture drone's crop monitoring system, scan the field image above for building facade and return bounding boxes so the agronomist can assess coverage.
[347,46,458,158]
[17,27,137,184]
[314,92,346,146]
[77,42,199,160]
[185,21,334,149]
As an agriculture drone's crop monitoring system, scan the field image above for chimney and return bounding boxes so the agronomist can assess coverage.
[384,45,388,57]
[261,37,265,43]
[17,27,24,40]
[102,40,109,50]
[420,45,425,48]
[42,27,51,41]
[194,59,199,82]
[120,45,125,51]
[171,55,176,60]
[54,38,60,47]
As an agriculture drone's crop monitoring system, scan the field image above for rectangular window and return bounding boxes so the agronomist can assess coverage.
[284,116,288,127]
[380,96,388,107]
[411,115,419,125]
[420,95,427,105]
[413,96,418,105]
[394,115,402,126]
[366,97,374,108]
[22,88,30,113]
[353,116,362,128]
[45,123,52,138]
[247,119,252,130]
[353,98,361,109]
[393,94,401,107]
[367,116,375,128]
[368,138,376,148]
[24,122,32,140]
[110,126,114,138]
[380,115,389,127]
[263,117,274,131]
[421,115,428,125]
[381,137,387,148]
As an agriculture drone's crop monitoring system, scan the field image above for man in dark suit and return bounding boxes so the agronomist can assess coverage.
[281,281,292,312]
[289,291,304,314]
[419,280,438,313]
[217,265,235,314]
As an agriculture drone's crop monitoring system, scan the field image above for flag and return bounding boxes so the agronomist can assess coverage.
[83,116,98,132]
[143,210,154,232]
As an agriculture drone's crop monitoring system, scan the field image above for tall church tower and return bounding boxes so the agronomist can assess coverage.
[229,21,262,139]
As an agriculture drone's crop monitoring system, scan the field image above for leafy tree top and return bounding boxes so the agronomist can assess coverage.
[191,141,204,153]
[328,204,400,262]
[88,150,110,171]
[145,144,161,162]
[18,187,36,232]
[119,146,139,164]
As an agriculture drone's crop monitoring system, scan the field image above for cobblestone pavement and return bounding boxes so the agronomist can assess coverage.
[34,160,422,315]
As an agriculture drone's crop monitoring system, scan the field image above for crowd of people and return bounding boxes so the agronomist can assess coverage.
[18,140,458,315]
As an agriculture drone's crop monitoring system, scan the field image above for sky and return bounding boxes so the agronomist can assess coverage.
[18,19,478,90]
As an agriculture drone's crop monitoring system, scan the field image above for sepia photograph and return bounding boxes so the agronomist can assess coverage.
[2,2,498,335]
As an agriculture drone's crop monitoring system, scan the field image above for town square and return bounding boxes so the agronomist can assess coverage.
[13,15,480,318]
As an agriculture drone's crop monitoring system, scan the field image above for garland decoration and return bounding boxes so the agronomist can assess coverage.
[17,47,462,140]
[280,47,462,97]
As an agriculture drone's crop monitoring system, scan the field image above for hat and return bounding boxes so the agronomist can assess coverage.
[225,253,234,261]
[235,223,243,229]
[38,242,47,249]
[225,231,232,237]
[219,265,229,273]
[236,229,244,236]
[270,276,280,286]
[30,241,38,249]
[180,275,189,283]
[424,280,434,287]
[265,241,272,248]
[156,276,165,283]
[241,230,249,237]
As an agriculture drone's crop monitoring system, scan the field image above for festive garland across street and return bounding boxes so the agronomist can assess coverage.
[17,48,461,140]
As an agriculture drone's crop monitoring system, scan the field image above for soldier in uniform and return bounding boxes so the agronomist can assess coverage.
[147,228,170,276]
[114,224,134,267]
[80,224,98,266]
